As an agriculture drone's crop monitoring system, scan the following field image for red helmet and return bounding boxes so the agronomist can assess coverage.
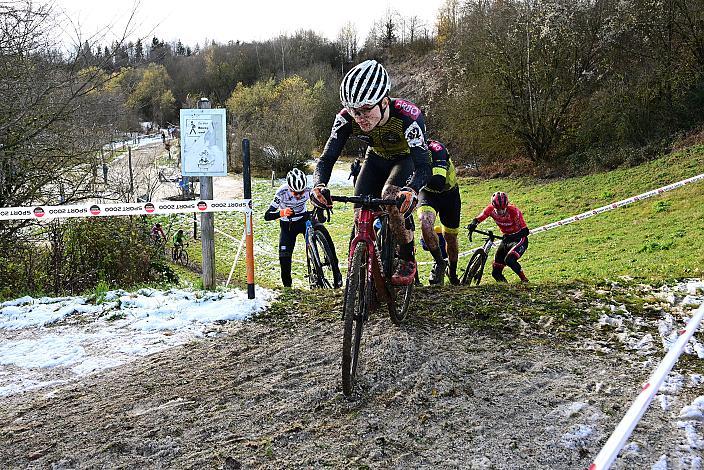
[491,191,509,210]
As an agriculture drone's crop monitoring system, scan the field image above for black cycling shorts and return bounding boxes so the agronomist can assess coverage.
[418,186,461,231]
[495,228,529,264]
[354,151,414,201]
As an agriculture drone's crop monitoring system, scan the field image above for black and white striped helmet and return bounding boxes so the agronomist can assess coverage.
[286,168,307,192]
[339,60,391,108]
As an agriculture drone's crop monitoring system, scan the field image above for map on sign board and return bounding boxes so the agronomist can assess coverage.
[179,108,227,176]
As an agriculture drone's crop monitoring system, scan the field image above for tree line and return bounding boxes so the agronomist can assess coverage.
[431,0,704,173]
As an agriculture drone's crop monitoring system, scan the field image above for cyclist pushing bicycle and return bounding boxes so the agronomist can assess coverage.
[418,139,461,285]
[468,191,530,283]
[265,168,342,288]
[311,60,431,286]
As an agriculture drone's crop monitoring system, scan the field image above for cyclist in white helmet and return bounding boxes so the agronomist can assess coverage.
[311,60,431,286]
[265,168,340,287]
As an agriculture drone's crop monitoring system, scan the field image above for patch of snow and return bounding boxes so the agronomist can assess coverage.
[633,333,656,355]
[0,335,86,368]
[598,314,623,329]
[659,373,685,395]
[651,454,668,470]
[690,375,704,387]
[658,394,672,412]
[682,295,702,307]
[679,397,704,422]
[559,424,594,449]
[0,287,275,397]
[621,441,641,457]
[676,421,704,450]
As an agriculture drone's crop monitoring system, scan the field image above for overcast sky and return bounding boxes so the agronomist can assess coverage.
[54,0,446,47]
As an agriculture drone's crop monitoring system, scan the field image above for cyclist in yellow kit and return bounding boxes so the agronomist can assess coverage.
[418,139,461,285]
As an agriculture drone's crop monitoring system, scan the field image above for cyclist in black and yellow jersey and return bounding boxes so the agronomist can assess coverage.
[418,139,461,285]
[311,60,431,286]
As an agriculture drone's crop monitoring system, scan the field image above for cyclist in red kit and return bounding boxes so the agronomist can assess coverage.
[468,191,529,283]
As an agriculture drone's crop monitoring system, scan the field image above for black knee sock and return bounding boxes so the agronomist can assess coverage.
[449,261,458,277]
[430,247,444,264]
[399,241,414,261]
[492,265,507,282]
[505,256,522,275]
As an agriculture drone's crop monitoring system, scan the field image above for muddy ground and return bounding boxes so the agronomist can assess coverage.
[0,282,702,469]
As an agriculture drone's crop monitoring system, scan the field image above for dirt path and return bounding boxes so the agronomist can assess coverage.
[107,141,244,202]
[1,283,701,469]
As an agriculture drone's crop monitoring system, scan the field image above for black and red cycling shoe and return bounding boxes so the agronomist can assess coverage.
[392,259,417,286]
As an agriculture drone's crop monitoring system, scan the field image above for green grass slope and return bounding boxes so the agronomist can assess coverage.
[463,145,704,283]
[204,145,703,288]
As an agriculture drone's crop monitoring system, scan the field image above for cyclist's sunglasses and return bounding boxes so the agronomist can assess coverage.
[291,190,305,196]
[346,105,377,117]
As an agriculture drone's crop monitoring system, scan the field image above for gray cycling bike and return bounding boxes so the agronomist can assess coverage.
[460,227,503,286]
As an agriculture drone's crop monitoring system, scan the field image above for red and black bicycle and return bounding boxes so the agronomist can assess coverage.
[332,194,414,396]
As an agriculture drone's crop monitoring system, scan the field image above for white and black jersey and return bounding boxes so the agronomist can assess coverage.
[265,183,310,222]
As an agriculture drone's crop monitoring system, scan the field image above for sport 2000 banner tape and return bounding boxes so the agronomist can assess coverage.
[0,199,253,221]
[530,172,704,235]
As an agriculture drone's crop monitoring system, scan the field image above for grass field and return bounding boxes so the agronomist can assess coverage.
[177,145,704,289]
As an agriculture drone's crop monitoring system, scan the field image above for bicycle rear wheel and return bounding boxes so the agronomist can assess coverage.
[178,250,189,267]
[461,251,485,286]
[378,216,413,325]
[342,241,369,396]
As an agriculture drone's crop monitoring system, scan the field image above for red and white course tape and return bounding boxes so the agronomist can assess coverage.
[530,172,704,235]
[0,199,252,221]
[590,303,704,469]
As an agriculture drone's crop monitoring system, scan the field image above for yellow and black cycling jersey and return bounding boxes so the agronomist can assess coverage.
[313,98,431,193]
[423,140,457,193]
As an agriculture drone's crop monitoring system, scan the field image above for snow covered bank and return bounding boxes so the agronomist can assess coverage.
[0,287,274,397]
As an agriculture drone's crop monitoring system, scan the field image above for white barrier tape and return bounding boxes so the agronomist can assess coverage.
[183,212,306,265]
[0,199,253,221]
[226,231,248,288]
[590,303,704,470]
[530,172,704,235]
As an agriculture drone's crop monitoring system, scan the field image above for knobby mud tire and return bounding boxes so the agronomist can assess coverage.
[378,216,413,325]
[461,251,485,286]
[311,230,338,289]
[342,242,368,396]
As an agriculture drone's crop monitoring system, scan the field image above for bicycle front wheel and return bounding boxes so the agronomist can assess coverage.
[306,244,318,289]
[388,258,413,325]
[311,230,338,288]
[178,250,189,267]
[342,241,369,396]
[461,251,485,286]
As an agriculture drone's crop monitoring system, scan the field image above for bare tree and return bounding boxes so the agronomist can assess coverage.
[0,0,138,245]
[336,22,358,72]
